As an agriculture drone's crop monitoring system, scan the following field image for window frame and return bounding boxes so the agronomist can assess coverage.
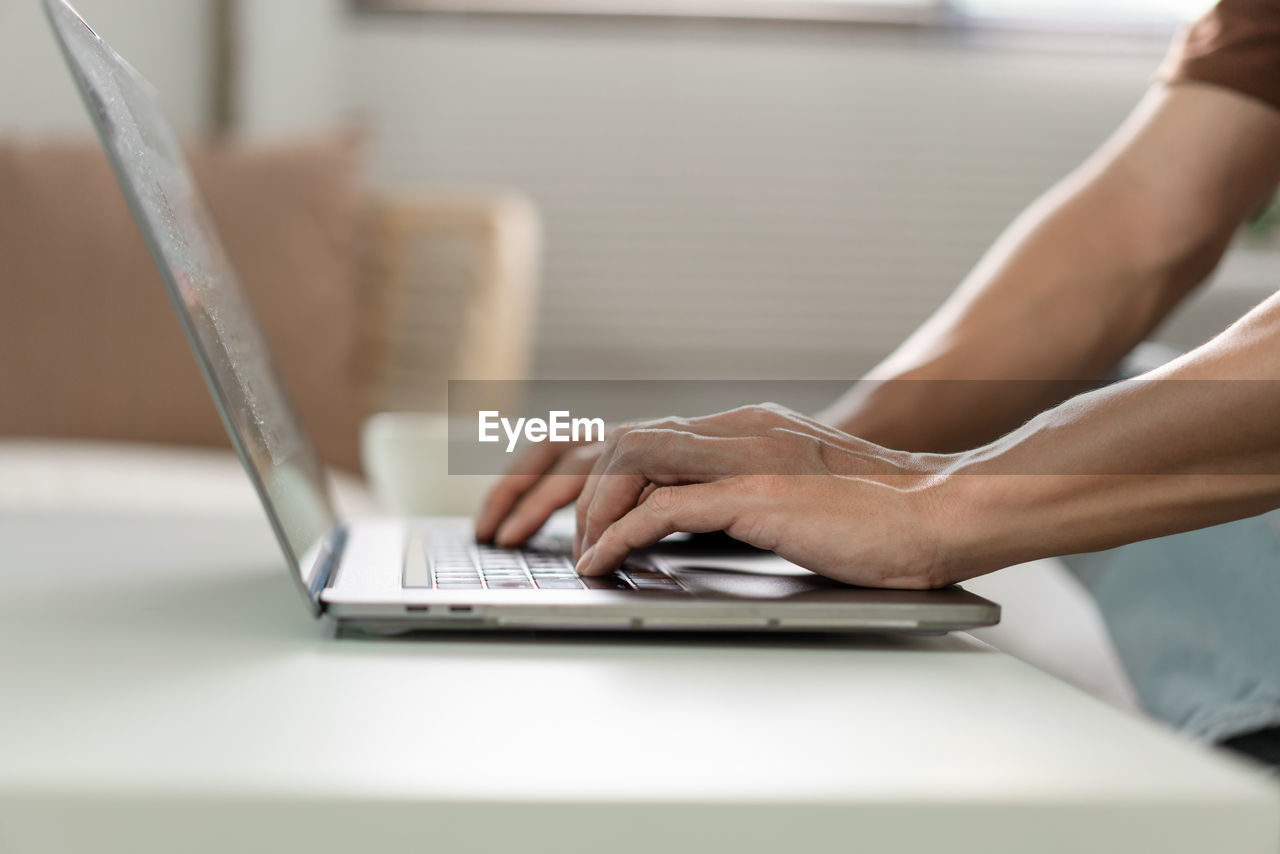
[351,0,950,27]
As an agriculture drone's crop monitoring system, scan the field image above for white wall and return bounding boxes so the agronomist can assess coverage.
[344,17,1268,380]
[0,0,212,134]
[234,0,343,137]
[0,0,349,138]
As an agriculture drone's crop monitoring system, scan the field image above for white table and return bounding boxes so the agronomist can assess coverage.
[0,449,1277,853]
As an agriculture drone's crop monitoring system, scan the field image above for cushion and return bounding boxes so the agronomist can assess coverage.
[0,133,368,471]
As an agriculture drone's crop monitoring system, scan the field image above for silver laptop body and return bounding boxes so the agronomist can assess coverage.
[47,0,998,635]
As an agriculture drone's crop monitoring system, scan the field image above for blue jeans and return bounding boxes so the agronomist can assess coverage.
[1061,511,1280,745]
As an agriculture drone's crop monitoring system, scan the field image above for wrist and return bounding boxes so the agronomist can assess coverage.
[910,454,996,587]
[927,453,1028,582]
[858,450,978,588]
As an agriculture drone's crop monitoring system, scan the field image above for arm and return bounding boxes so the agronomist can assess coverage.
[941,292,1280,575]
[573,84,1280,581]
[574,293,1280,583]
[821,83,1280,452]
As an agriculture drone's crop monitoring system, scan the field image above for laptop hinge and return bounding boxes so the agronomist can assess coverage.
[306,524,349,610]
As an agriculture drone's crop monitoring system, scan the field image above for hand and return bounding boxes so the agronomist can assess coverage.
[572,403,960,589]
[473,437,607,547]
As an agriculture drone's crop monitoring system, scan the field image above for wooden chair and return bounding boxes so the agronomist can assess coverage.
[357,191,541,415]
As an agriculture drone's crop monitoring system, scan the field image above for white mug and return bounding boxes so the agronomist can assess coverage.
[360,412,497,517]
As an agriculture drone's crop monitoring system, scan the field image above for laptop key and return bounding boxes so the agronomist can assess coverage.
[620,572,685,592]
[404,532,433,588]
[535,578,586,589]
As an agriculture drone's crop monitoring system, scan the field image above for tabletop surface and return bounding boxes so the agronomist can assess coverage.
[1,501,1277,853]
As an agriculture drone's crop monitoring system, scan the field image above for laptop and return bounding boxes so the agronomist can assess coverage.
[46,0,999,635]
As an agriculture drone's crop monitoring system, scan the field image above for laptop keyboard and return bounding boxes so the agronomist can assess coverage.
[435,539,582,590]
[405,529,685,593]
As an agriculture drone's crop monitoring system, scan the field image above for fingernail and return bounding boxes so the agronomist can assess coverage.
[495,521,516,547]
[575,545,597,575]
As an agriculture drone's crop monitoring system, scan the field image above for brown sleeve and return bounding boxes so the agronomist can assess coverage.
[1161,0,1280,113]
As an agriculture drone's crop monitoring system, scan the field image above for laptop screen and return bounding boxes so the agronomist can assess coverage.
[46,0,339,611]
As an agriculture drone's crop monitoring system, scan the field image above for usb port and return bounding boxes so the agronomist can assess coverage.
[449,605,473,614]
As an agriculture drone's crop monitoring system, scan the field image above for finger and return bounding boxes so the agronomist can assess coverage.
[494,448,598,547]
[474,443,570,542]
[576,481,746,576]
[580,473,650,557]
[572,418,761,557]
[571,418,703,555]
[577,429,666,557]
[579,431,758,555]
[575,431,624,559]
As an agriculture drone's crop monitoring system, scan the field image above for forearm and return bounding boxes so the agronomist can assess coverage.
[938,291,1280,576]
[823,85,1280,453]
